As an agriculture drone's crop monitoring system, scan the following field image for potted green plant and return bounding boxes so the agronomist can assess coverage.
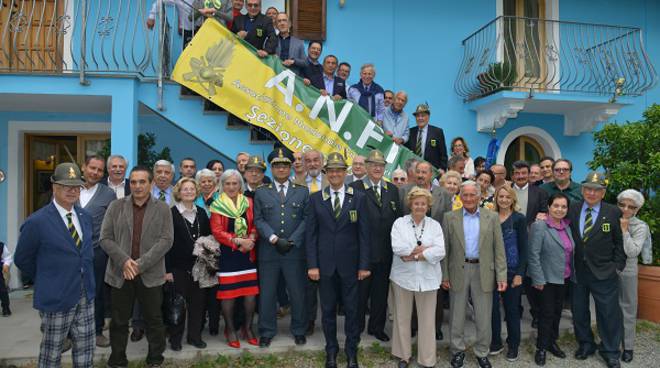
[589,103,660,322]
[476,61,517,96]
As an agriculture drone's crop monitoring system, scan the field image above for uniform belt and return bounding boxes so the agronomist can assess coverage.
[465,258,479,264]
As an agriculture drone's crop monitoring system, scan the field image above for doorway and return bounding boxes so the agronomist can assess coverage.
[504,135,545,170]
[24,133,109,216]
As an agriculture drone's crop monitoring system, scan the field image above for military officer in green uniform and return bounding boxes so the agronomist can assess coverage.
[254,148,309,347]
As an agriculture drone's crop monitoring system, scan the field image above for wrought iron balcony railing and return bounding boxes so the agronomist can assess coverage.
[454,16,658,101]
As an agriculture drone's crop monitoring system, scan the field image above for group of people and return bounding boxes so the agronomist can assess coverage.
[10,140,654,368]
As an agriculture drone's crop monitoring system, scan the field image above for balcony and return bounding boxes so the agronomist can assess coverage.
[454,16,658,134]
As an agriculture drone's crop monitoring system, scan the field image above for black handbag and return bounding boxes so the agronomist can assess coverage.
[162,281,186,327]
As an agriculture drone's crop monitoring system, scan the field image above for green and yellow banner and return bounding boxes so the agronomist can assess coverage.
[172,19,420,176]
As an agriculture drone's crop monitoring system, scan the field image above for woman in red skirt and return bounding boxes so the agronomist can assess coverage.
[210,169,259,348]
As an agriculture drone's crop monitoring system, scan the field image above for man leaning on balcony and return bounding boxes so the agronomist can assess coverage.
[231,0,277,57]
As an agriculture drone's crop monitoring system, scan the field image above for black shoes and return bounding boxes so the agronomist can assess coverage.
[130,327,144,342]
[489,343,504,355]
[605,357,621,368]
[346,354,359,368]
[548,342,566,358]
[574,345,596,360]
[506,346,519,362]
[1,307,10,317]
[187,339,207,349]
[450,352,465,368]
[294,335,306,345]
[621,350,633,363]
[369,330,390,342]
[170,341,182,351]
[325,352,338,368]
[476,356,492,368]
[259,336,272,348]
[397,359,409,368]
[535,350,546,366]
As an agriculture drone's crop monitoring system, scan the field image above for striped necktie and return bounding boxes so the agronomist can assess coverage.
[278,184,286,202]
[333,192,341,219]
[159,190,166,201]
[66,213,81,248]
[373,184,381,206]
[582,207,593,241]
[415,130,423,156]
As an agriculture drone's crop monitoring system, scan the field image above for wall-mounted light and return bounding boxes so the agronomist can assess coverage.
[339,0,346,7]
[610,77,626,103]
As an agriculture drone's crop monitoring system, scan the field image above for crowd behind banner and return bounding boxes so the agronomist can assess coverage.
[3,1,654,368]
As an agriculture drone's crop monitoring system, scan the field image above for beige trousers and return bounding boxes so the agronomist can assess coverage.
[391,282,438,367]
[449,262,493,358]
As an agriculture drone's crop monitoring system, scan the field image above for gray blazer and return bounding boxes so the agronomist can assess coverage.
[100,195,174,288]
[253,181,309,261]
[275,35,307,75]
[527,220,575,286]
[441,208,507,292]
[79,183,116,248]
[399,183,452,225]
[624,216,652,270]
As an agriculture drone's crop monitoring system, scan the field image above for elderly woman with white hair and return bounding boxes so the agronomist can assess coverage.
[195,169,219,216]
[391,169,408,187]
[616,189,652,363]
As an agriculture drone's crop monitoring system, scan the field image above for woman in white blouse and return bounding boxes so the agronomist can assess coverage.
[390,187,446,368]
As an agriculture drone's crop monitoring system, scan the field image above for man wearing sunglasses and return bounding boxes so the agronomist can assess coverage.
[231,0,277,57]
[540,158,583,204]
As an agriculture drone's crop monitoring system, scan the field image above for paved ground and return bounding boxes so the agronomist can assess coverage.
[1,288,658,367]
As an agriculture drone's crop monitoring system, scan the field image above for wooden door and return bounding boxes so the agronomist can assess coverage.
[503,0,547,89]
[0,0,64,72]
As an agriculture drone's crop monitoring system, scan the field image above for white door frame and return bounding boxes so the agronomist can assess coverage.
[496,126,562,164]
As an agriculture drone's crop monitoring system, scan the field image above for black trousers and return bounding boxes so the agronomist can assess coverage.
[0,267,9,309]
[358,261,390,334]
[537,282,565,349]
[319,271,360,356]
[109,277,165,367]
[524,276,541,320]
[93,247,108,335]
[572,267,622,360]
[168,269,206,344]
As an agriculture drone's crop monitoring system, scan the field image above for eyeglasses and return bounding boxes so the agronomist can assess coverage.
[392,177,406,182]
[617,202,639,211]
[553,168,570,173]
[247,3,260,7]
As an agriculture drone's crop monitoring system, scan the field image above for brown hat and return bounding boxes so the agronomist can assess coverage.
[245,155,267,171]
[324,152,348,170]
[581,171,608,189]
[412,103,431,116]
[51,162,85,186]
[365,149,386,165]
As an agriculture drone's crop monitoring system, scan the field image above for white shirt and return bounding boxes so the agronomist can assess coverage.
[513,183,529,216]
[329,186,346,210]
[390,215,445,292]
[53,200,83,241]
[79,183,99,208]
[368,179,383,197]
[275,180,289,197]
[2,244,12,267]
[107,178,126,199]
[148,0,197,30]
[176,201,197,224]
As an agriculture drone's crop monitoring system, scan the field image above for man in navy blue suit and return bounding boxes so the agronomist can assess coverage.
[15,163,96,367]
[305,152,370,368]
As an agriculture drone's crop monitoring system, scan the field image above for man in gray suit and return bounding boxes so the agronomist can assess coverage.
[254,148,309,347]
[100,166,173,368]
[442,181,507,368]
[79,155,117,347]
[399,160,452,340]
[274,13,306,76]
[344,155,367,185]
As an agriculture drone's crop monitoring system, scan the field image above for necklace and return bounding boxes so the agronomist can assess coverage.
[183,213,201,242]
[410,216,425,246]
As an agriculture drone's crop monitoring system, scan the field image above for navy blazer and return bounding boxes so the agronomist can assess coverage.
[254,181,309,261]
[15,202,95,312]
[231,13,277,54]
[512,183,549,226]
[405,125,448,171]
[568,201,625,280]
[305,185,370,277]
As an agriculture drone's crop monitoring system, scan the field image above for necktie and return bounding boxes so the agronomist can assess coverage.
[583,207,593,241]
[415,130,423,156]
[279,184,286,202]
[66,213,81,248]
[333,192,341,219]
[159,190,166,201]
[373,184,381,206]
[310,179,319,193]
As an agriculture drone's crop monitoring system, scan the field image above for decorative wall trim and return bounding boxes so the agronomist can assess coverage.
[563,106,621,136]
[496,126,562,164]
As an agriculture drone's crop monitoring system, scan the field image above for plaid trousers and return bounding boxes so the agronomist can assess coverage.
[38,290,95,368]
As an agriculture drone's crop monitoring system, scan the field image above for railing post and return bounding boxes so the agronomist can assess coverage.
[79,0,90,85]
[157,0,165,111]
